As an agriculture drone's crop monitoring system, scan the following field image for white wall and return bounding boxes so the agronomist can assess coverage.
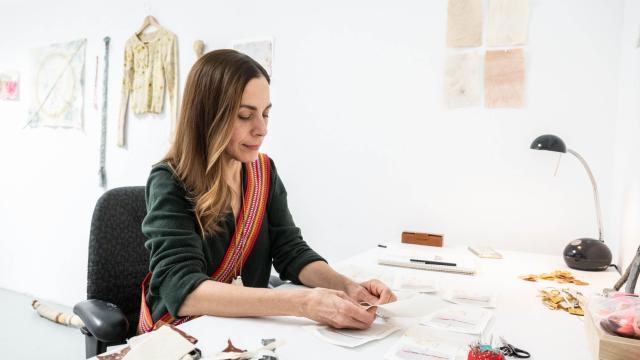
[611,0,640,271]
[0,0,629,306]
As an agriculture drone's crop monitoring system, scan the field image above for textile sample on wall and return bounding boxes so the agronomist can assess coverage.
[193,40,205,59]
[444,51,483,108]
[487,0,530,46]
[99,37,111,189]
[232,38,273,76]
[485,48,525,108]
[118,28,178,147]
[28,39,87,128]
[92,56,99,110]
[446,0,483,48]
[0,71,19,100]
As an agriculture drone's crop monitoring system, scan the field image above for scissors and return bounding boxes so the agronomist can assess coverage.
[499,337,531,358]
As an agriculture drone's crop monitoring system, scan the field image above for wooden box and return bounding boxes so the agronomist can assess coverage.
[401,231,443,247]
[584,306,640,359]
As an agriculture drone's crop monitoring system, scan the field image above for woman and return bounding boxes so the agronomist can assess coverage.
[138,49,396,334]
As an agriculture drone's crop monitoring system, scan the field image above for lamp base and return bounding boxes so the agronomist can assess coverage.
[563,238,612,271]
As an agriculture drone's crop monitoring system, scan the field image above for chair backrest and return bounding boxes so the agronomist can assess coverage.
[86,186,148,337]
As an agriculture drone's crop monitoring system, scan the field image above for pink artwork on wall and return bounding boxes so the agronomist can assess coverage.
[485,49,525,108]
[0,71,19,100]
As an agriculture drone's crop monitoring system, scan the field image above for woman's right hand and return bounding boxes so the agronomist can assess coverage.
[299,288,376,329]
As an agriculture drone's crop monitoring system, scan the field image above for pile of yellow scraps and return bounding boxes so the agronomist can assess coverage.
[538,288,585,316]
[519,270,589,285]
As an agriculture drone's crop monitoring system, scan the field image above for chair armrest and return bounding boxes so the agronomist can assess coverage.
[73,299,129,343]
[268,275,288,288]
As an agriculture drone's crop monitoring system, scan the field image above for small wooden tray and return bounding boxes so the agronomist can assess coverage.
[401,231,443,247]
[584,305,640,359]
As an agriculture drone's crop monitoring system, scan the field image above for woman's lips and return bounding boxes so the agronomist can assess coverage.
[243,144,260,150]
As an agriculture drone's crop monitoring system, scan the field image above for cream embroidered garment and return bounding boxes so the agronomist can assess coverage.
[118,28,178,147]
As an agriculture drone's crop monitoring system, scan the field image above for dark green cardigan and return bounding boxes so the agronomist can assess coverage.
[142,157,325,321]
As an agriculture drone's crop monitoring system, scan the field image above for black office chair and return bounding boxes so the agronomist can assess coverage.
[74,186,148,358]
[73,186,288,358]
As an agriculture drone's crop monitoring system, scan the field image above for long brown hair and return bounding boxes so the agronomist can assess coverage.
[165,49,270,236]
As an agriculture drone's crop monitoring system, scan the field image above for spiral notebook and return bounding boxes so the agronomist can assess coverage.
[377,252,476,275]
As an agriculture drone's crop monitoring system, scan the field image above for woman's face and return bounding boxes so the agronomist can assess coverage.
[225,76,271,163]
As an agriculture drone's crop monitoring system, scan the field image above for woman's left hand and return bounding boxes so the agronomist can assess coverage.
[345,279,397,305]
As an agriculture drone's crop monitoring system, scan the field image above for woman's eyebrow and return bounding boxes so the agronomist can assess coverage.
[240,103,272,111]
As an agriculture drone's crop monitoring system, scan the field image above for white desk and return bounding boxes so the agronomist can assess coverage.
[178,244,619,359]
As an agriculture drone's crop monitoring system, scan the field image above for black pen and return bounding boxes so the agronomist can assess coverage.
[410,258,456,266]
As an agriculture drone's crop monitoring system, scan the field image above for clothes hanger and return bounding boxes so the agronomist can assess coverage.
[136,15,162,36]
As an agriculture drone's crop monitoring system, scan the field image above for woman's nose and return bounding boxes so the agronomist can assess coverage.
[253,116,268,137]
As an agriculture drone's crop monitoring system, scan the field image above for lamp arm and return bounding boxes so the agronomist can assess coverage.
[567,149,604,241]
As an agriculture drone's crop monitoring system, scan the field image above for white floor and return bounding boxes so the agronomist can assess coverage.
[1,287,86,359]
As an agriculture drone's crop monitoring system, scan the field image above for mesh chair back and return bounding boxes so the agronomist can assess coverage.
[86,186,148,337]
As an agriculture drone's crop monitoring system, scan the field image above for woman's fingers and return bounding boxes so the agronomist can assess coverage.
[330,290,375,328]
[361,279,397,304]
[339,299,375,326]
[302,288,375,329]
[377,287,396,304]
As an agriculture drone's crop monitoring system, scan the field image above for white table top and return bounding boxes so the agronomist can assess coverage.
[176,244,620,360]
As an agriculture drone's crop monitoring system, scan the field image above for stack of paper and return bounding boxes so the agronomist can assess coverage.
[378,249,477,275]
[385,326,477,360]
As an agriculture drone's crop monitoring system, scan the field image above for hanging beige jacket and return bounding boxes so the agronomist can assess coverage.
[118,28,178,147]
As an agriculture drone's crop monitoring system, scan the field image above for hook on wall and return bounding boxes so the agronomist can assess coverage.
[143,1,152,16]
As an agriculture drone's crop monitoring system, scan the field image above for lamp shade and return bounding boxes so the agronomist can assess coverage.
[530,134,567,153]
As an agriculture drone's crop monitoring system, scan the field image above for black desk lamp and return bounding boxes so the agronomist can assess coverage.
[530,134,612,271]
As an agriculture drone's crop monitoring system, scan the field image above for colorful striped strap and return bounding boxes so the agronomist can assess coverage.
[138,153,271,334]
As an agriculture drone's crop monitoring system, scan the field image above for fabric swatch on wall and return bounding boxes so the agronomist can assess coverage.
[485,48,525,108]
[232,38,273,76]
[28,39,86,128]
[447,0,483,48]
[444,51,483,108]
[487,0,530,46]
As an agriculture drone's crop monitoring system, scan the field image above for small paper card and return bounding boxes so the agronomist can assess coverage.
[420,305,493,335]
[442,288,498,308]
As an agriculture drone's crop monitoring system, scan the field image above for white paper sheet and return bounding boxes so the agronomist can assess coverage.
[231,38,274,76]
[385,325,478,360]
[123,326,196,360]
[442,288,498,308]
[487,0,530,46]
[334,264,396,286]
[304,319,402,348]
[420,305,493,335]
[447,0,483,48]
[393,273,438,294]
[371,294,447,318]
[444,51,483,108]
